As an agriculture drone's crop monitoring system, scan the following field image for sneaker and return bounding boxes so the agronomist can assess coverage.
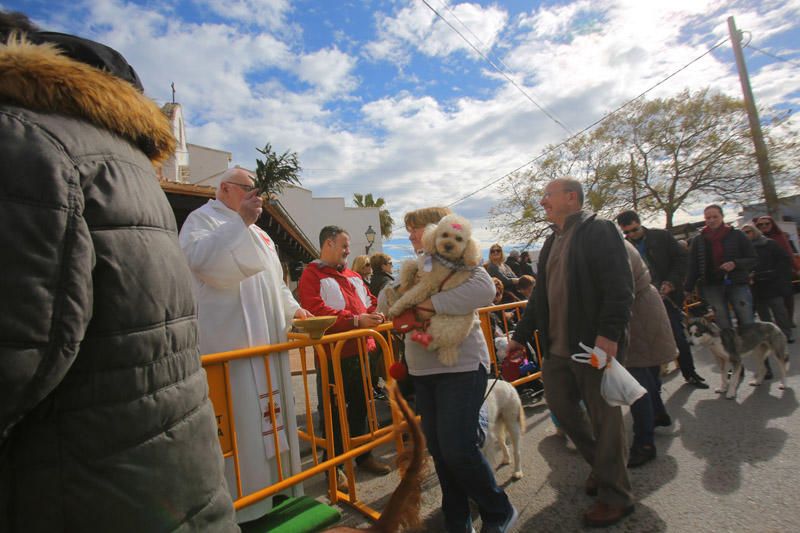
[481,504,518,533]
[686,375,709,389]
[373,387,388,401]
[627,444,656,468]
[654,413,672,427]
[358,456,391,476]
[327,468,348,493]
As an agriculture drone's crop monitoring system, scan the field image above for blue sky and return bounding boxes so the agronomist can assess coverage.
[5,0,800,262]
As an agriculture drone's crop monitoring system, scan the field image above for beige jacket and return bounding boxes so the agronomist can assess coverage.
[624,241,678,368]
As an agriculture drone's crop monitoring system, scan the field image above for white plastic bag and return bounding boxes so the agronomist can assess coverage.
[601,358,647,407]
[570,342,608,369]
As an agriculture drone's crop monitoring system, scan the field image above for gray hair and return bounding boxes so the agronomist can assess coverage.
[741,223,761,237]
[216,168,254,199]
[559,177,584,207]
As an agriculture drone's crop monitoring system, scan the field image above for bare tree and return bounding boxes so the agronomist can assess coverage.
[492,88,799,240]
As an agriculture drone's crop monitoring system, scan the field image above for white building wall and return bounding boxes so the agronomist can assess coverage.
[278,185,382,258]
[187,144,231,186]
[160,104,190,182]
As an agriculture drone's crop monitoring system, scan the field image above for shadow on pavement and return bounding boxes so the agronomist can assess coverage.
[665,368,798,495]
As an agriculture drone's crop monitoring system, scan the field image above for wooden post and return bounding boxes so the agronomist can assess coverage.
[727,16,781,219]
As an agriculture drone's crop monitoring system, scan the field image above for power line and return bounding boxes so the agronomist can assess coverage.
[747,43,800,69]
[420,0,573,136]
[445,37,729,208]
[433,0,574,134]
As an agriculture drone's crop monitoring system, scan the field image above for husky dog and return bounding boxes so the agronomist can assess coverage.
[687,317,789,399]
[481,379,525,480]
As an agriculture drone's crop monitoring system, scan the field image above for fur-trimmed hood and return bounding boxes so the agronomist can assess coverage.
[0,36,174,163]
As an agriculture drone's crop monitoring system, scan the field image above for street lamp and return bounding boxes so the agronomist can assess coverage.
[364,225,376,254]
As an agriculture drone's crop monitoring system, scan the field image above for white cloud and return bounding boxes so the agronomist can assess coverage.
[295,47,358,97]
[364,1,508,64]
[192,0,291,30]
[28,0,800,250]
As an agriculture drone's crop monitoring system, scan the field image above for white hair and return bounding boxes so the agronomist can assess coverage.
[216,168,253,199]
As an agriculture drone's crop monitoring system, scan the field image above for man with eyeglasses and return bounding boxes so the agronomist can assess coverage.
[179,167,312,522]
[507,178,635,527]
[616,210,708,388]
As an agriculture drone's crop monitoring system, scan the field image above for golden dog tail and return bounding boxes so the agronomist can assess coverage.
[372,382,428,533]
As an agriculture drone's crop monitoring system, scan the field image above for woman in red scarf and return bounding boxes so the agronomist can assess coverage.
[685,205,757,331]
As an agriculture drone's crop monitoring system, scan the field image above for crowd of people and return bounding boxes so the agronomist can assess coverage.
[4,9,797,533]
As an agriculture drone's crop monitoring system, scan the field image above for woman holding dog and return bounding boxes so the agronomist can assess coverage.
[382,207,517,533]
[685,204,756,331]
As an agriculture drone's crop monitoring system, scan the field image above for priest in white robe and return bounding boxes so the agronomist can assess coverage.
[179,168,311,523]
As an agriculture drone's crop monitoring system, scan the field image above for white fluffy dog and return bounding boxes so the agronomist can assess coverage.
[482,379,525,480]
[386,214,482,366]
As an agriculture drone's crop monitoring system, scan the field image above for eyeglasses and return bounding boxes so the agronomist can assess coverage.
[490,249,502,254]
[224,181,257,192]
[622,227,641,235]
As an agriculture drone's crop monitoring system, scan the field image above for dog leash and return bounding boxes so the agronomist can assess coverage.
[482,375,502,406]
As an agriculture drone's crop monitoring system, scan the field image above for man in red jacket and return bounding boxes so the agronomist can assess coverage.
[297,226,389,489]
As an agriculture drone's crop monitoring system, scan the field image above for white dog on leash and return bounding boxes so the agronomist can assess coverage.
[481,379,525,480]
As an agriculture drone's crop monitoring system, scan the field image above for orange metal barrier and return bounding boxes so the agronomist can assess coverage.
[477,300,543,388]
[202,304,545,523]
[201,324,403,521]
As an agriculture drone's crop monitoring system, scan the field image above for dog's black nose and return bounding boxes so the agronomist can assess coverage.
[444,243,452,251]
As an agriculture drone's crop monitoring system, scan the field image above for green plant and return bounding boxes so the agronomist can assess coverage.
[254,143,302,198]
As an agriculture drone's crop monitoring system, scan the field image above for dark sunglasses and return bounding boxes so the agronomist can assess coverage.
[622,226,641,235]
[490,249,502,253]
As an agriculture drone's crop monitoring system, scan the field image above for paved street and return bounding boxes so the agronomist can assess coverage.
[306,327,800,532]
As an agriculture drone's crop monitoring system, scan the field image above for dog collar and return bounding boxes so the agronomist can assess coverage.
[431,253,474,272]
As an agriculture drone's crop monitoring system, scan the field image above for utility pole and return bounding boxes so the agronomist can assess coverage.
[728,16,781,219]
[629,153,638,211]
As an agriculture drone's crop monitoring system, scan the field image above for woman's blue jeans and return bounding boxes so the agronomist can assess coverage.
[413,365,512,533]
[702,283,754,330]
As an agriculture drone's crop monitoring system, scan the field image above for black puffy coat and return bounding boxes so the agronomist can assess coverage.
[0,37,236,531]
[751,236,793,300]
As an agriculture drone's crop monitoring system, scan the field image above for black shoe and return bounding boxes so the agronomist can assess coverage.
[654,413,672,427]
[627,444,656,468]
[686,375,709,389]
